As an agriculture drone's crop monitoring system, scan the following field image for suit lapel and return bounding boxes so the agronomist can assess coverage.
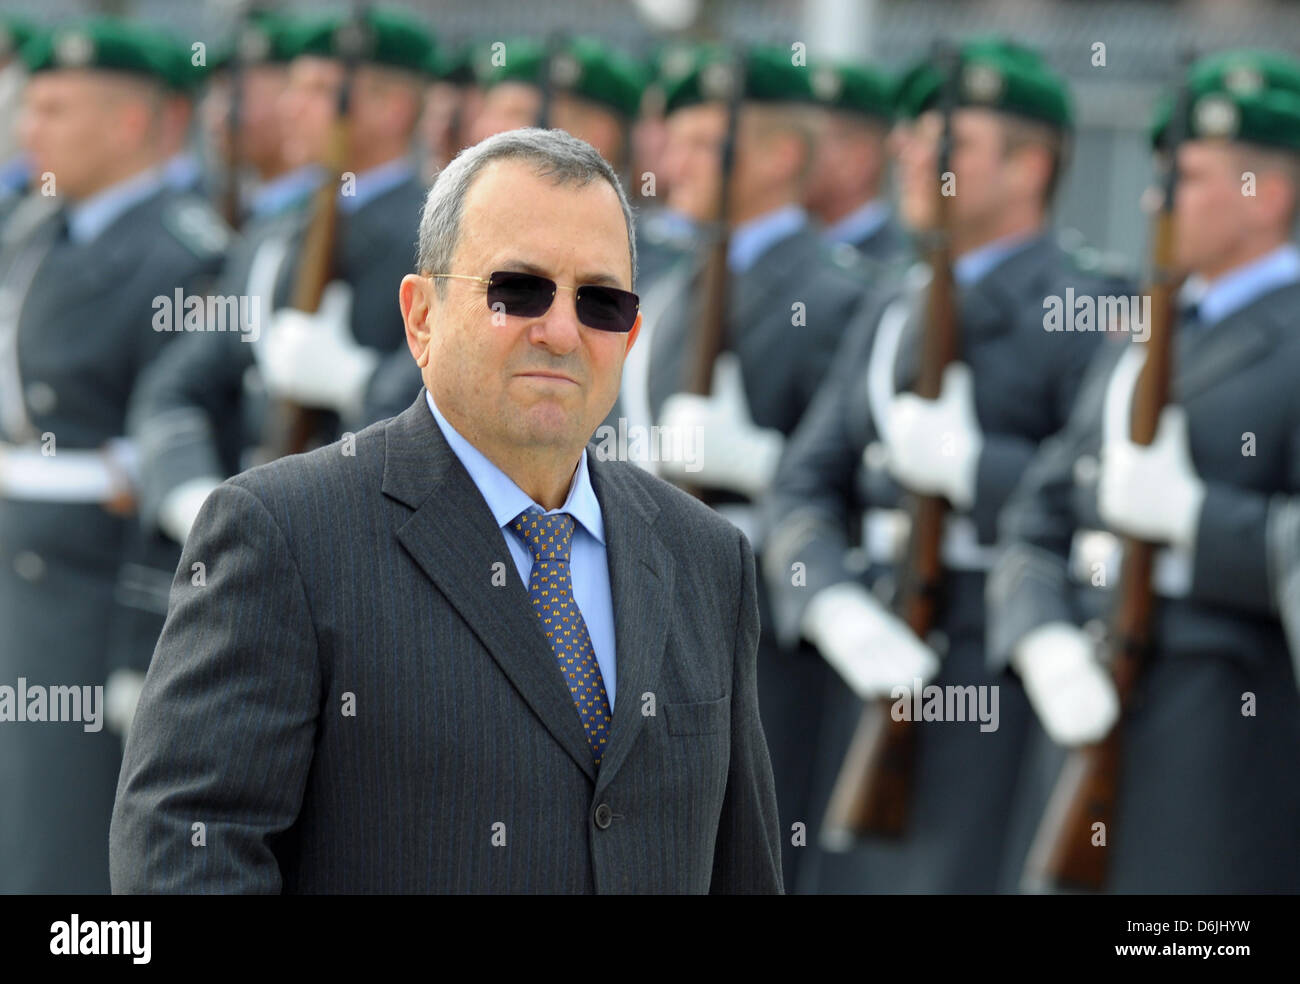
[584,453,673,794]
[382,395,597,781]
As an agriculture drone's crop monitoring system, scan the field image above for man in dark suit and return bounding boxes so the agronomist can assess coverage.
[110,126,783,894]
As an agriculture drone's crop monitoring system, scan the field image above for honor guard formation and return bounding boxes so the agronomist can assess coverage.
[0,0,1298,895]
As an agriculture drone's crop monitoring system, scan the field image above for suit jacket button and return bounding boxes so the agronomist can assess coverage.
[593,803,613,829]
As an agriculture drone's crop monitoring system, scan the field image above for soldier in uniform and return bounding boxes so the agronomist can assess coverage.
[646,44,872,892]
[804,58,909,271]
[988,50,1300,893]
[0,19,228,892]
[103,12,318,738]
[127,7,435,558]
[199,9,304,224]
[761,38,1128,892]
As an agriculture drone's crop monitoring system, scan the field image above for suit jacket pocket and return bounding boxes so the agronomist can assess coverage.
[664,695,730,736]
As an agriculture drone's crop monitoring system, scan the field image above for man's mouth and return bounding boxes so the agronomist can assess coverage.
[517,371,578,385]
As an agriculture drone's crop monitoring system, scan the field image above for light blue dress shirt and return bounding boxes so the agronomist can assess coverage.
[1196,243,1300,326]
[249,165,323,219]
[823,198,890,246]
[66,167,164,244]
[952,230,1038,287]
[162,151,203,192]
[340,158,418,214]
[425,390,618,709]
[727,204,808,273]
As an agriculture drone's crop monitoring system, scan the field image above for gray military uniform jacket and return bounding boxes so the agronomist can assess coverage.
[762,235,1125,647]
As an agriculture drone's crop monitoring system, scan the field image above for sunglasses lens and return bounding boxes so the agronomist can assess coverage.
[577,285,639,333]
[487,272,554,318]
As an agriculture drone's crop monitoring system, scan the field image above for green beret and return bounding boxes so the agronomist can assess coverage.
[211,11,301,73]
[809,60,894,121]
[1151,49,1300,152]
[479,37,645,119]
[22,19,177,87]
[663,44,817,116]
[288,5,435,74]
[428,43,476,85]
[0,15,36,60]
[895,37,1072,130]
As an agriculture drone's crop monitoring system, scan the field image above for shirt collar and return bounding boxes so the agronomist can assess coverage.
[727,204,807,273]
[1193,244,1300,326]
[162,152,203,192]
[425,389,605,544]
[66,167,164,244]
[339,157,417,214]
[822,198,890,247]
[249,165,323,218]
[952,230,1038,287]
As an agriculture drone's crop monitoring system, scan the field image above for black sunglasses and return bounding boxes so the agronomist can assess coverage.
[427,270,640,333]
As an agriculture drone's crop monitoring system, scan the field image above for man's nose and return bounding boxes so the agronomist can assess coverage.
[528,288,583,353]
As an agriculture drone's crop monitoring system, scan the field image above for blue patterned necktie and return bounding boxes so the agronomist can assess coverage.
[509,508,613,767]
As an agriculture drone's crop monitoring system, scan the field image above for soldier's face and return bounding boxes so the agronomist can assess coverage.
[280,56,342,167]
[804,112,887,216]
[404,158,639,459]
[660,102,727,223]
[20,71,156,199]
[1172,140,1261,278]
[201,65,289,170]
[469,82,540,143]
[898,108,1015,233]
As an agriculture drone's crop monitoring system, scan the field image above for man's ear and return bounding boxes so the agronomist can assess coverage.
[624,310,642,354]
[400,274,433,368]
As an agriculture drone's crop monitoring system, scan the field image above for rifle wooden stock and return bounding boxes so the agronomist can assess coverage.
[821,79,960,845]
[1021,206,1181,893]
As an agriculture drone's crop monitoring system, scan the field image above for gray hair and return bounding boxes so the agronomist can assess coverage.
[415,127,638,292]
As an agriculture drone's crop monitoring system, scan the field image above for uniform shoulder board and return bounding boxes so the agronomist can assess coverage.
[162,197,232,259]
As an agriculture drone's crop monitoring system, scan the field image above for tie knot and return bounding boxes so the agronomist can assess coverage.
[510,508,576,563]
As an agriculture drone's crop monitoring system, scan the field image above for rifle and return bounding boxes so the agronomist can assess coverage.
[220,5,246,230]
[257,5,368,460]
[677,49,744,502]
[820,43,961,849]
[1020,55,1194,894]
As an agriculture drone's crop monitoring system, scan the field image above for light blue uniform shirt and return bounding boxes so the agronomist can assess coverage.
[727,204,807,273]
[66,167,164,244]
[340,158,417,214]
[823,198,890,247]
[249,165,322,219]
[1196,244,1300,326]
[425,390,618,709]
[953,231,1038,287]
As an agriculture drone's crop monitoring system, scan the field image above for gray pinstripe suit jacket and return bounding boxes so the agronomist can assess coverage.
[109,391,783,893]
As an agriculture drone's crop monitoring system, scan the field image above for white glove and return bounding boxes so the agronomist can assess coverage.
[256,281,379,416]
[157,475,220,544]
[800,581,940,699]
[883,362,983,510]
[656,352,784,499]
[1011,621,1119,746]
[1098,404,1205,550]
[105,668,147,740]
